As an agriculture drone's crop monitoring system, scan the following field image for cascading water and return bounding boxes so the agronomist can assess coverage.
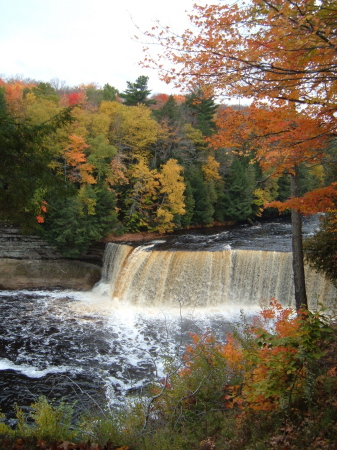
[0,217,336,422]
[101,243,336,310]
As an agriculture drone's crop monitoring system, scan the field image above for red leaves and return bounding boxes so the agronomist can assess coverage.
[66,92,86,106]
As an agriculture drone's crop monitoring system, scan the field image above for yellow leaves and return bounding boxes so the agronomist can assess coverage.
[78,185,96,215]
[100,101,159,160]
[99,100,121,116]
[183,123,207,150]
[25,92,36,105]
[155,159,186,232]
[90,112,111,137]
[252,187,273,217]
[130,157,160,196]
[26,97,61,125]
[107,156,129,186]
[202,155,221,181]
[159,159,186,215]
[156,207,174,233]
[126,158,186,232]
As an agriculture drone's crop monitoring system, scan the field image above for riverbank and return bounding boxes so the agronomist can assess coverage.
[0,258,101,290]
[0,226,101,290]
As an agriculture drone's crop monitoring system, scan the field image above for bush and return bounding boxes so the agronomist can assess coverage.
[1,302,337,449]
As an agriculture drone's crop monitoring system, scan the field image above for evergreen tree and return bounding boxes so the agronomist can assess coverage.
[184,89,217,136]
[85,84,104,107]
[304,212,337,286]
[187,167,214,225]
[153,95,182,126]
[32,82,59,103]
[222,158,255,221]
[42,185,119,257]
[0,89,74,228]
[120,76,156,106]
[213,180,227,222]
[102,83,119,102]
[180,180,195,228]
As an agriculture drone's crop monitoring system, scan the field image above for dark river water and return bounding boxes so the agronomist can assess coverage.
[150,214,320,252]
[0,216,321,422]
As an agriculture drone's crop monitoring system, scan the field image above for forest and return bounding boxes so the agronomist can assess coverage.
[0,74,335,263]
[1,1,337,448]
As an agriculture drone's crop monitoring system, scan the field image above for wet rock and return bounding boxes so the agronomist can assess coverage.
[0,259,101,290]
[0,226,102,290]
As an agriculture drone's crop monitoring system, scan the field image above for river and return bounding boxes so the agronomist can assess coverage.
[0,216,333,422]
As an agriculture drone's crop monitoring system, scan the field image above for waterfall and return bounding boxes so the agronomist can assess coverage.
[101,243,337,309]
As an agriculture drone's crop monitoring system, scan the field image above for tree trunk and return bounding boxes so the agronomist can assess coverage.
[291,168,308,310]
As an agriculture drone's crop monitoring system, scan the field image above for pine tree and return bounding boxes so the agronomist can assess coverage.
[102,83,119,102]
[184,89,217,136]
[120,76,156,106]
[186,167,214,225]
[153,95,182,126]
[223,158,255,221]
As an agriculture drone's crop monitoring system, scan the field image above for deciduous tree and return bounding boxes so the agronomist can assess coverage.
[144,0,337,309]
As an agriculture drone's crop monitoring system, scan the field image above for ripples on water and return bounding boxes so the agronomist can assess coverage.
[0,216,322,420]
[0,288,253,420]
[148,215,320,252]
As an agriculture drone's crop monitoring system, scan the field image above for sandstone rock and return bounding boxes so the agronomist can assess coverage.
[0,226,103,290]
[0,259,101,290]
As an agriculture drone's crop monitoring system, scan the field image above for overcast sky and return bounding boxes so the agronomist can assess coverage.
[0,0,212,95]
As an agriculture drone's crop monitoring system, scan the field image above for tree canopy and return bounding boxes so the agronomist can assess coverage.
[0,71,333,264]
[142,0,337,309]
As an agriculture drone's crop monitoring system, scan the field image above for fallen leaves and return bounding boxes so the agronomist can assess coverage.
[0,439,129,450]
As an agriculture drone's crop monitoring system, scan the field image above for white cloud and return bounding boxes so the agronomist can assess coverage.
[0,0,210,94]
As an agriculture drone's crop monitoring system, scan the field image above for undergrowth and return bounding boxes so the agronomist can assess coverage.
[1,300,337,449]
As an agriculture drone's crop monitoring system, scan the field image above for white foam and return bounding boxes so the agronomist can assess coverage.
[0,358,78,379]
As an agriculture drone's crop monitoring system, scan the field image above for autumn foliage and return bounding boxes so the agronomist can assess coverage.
[0,71,335,259]
[0,303,336,448]
[143,0,337,221]
[138,301,337,448]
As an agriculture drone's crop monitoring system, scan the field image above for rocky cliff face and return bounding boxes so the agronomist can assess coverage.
[0,227,63,259]
[0,227,102,290]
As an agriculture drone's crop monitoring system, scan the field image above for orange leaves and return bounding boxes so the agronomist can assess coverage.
[4,81,35,115]
[143,0,337,135]
[179,300,331,414]
[36,215,45,224]
[64,134,96,185]
[220,336,245,372]
[267,183,337,215]
[35,201,48,224]
[211,103,329,173]
[208,101,334,216]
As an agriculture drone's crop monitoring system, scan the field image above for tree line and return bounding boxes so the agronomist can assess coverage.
[0,73,334,283]
[0,79,280,241]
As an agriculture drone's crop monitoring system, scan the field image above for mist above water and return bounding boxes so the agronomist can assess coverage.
[0,215,333,421]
